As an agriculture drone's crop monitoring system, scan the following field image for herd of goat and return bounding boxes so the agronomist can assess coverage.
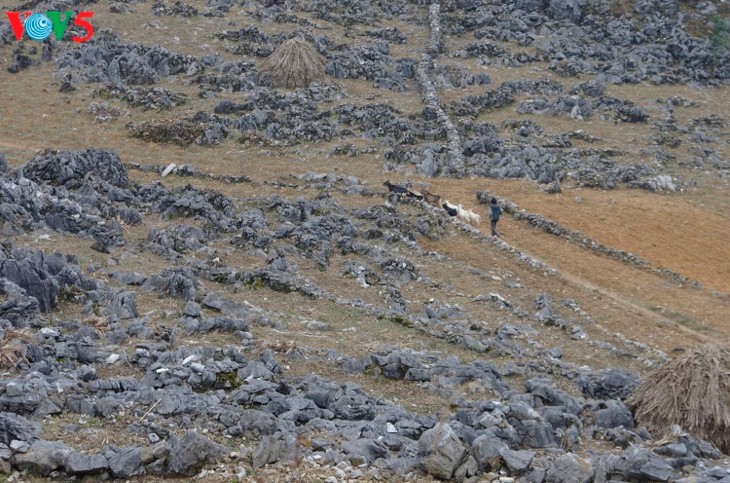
[383,180,482,224]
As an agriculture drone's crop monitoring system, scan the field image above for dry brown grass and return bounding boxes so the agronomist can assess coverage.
[258,38,326,89]
[472,181,730,293]
[628,344,730,454]
[0,329,33,368]
[84,315,111,338]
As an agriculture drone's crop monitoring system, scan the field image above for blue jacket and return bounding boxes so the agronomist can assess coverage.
[490,205,501,221]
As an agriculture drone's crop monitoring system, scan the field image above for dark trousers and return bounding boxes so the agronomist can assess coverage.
[491,219,499,237]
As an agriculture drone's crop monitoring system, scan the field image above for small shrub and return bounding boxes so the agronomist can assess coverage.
[710,14,729,51]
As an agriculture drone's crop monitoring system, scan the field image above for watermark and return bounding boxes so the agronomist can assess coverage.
[5,11,94,42]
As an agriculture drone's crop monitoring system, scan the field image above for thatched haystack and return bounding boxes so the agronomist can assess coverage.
[627,344,730,454]
[258,37,326,88]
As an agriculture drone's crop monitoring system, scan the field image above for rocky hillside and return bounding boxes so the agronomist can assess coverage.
[0,0,729,481]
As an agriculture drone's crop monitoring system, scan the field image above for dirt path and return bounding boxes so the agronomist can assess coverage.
[556,269,713,344]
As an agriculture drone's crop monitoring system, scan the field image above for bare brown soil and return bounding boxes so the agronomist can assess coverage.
[414,177,730,353]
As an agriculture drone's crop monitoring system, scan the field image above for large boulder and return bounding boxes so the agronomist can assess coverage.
[0,248,59,313]
[14,440,73,476]
[252,434,297,469]
[471,432,509,471]
[108,291,138,320]
[500,448,536,475]
[545,454,594,483]
[621,446,674,481]
[0,279,40,327]
[418,423,467,480]
[594,400,634,429]
[105,446,143,478]
[21,149,129,188]
[577,368,639,400]
[167,430,229,476]
[65,452,109,475]
[0,413,41,446]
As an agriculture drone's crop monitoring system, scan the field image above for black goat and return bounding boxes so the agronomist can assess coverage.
[383,180,409,196]
[442,201,458,217]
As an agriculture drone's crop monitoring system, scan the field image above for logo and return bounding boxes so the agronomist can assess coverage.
[5,11,94,42]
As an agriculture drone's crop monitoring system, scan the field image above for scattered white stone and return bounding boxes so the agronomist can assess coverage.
[161,162,177,177]
[155,368,169,374]
[106,353,120,364]
[303,320,329,331]
[386,422,397,433]
[148,433,160,443]
[182,355,197,365]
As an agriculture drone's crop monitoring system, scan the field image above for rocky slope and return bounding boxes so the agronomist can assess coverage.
[0,0,729,482]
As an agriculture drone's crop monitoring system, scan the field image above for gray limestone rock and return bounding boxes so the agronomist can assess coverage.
[109,291,138,320]
[14,440,73,476]
[418,423,467,480]
[65,452,109,475]
[594,400,634,429]
[0,413,41,446]
[471,433,508,472]
[621,446,675,481]
[252,434,296,469]
[21,149,129,188]
[545,454,594,483]
[167,430,229,476]
[500,448,536,475]
[105,446,143,478]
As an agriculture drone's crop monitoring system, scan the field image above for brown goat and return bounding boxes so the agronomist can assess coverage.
[422,190,442,206]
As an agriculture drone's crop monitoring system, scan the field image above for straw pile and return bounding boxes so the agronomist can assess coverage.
[627,344,730,454]
[258,38,326,88]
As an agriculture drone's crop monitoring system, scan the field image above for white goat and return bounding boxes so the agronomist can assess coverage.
[456,204,471,222]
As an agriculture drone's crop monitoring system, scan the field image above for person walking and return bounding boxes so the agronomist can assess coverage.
[489,197,502,237]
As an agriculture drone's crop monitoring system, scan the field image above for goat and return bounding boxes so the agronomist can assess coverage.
[383,180,409,196]
[456,204,472,222]
[442,201,458,217]
[422,190,442,206]
[468,209,481,224]
[406,189,424,201]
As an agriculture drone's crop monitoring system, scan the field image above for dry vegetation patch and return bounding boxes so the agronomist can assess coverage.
[628,343,730,454]
[258,38,326,89]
